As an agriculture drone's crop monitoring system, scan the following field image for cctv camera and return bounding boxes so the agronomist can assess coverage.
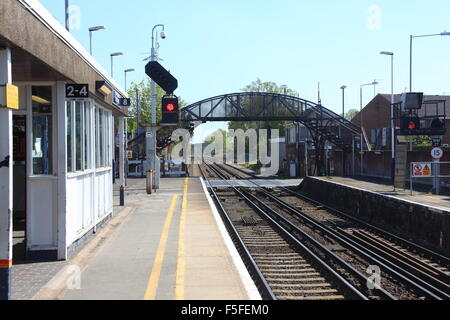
[160,31,167,39]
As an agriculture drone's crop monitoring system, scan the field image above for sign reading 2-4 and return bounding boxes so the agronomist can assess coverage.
[66,84,89,98]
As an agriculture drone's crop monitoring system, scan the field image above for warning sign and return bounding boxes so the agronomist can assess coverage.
[412,163,432,177]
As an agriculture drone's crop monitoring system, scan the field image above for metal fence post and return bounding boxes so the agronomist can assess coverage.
[410,163,413,196]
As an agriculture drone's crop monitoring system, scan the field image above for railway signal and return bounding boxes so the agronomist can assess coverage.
[145,61,178,94]
[161,95,179,125]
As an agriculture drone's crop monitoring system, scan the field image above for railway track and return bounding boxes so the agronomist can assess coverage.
[201,164,383,300]
[202,162,450,300]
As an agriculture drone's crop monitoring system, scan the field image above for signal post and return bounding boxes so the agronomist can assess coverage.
[144,60,179,190]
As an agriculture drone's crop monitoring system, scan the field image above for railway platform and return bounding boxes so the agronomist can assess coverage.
[313,176,450,213]
[300,176,450,255]
[29,177,259,300]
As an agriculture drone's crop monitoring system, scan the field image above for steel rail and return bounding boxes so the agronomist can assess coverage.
[222,163,450,267]
[239,188,395,300]
[205,163,369,300]
[198,165,276,300]
[215,163,449,299]
[256,189,448,300]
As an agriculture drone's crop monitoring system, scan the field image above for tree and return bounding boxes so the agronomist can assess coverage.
[345,109,359,121]
[229,78,300,136]
[125,79,188,157]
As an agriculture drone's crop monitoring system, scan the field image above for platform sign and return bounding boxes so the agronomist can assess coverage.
[0,84,19,110]
[66,84,89,98]
[412,163,432,177]
[431,147,444,160]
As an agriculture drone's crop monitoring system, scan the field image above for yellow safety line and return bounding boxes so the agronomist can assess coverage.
[175,177,189,300]
[144,195,179,300]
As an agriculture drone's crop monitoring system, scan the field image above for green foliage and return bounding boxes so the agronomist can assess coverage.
[345,109,359,121]
[125,79,188,131]
[228,78,299,135]
[125,79,188,156]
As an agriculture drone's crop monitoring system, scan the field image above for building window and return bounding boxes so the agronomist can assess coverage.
[95,107,100,168]
[32,86,53,175]
[67,102,73,172]
[66,100,92,173]
[98,108,104,167]
[75,101,83,171]
[84,102,91,170]
[94,105,112,169]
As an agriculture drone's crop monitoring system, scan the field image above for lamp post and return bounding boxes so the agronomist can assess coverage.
[380,51,395,185]
[340,85,347,176]
[65,0,70,31]
[123,68,135,186]
[360,81,379,176]
[124,68,135,91]
[88,26,106,56]
[340,85,347,118]
[410,32,450,92]
[110,52,123,78]
[151,24,166,125]
[147,24,166,189]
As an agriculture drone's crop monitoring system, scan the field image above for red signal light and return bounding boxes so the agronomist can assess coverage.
[408,121,416,130]
[166,103,175,112]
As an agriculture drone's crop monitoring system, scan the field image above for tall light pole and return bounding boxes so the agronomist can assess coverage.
[340,85,347,118]
[151,24,166,125]
[124,68,135,91]
[110,52,123,78]
[410,32,450,92]
[380,51,395,185]
[360,80,379,176]
[65,0,70,31]
[88,26,106,56]
[123,68,135,185]
[147,24,166,189]
[340,85,347,176]
[124,69,136,91]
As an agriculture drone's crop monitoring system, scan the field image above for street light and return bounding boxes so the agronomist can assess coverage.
[380,51,395,185]
[110,52,123,78]
[124,68,135,91]
[340,85,347,118]
[146,24,166,190]
[409,32,450,92]
[340,85,347,176]
[65,0,70,31]
[88,26,106,56]
[359,80,379,176]
[123,68,135,188]
[151,24,166,126]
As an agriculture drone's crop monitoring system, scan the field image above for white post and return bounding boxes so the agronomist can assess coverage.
[0,48,13,300]
[150,47,158,188]
[56,81,67,260]
[119,117,125,205]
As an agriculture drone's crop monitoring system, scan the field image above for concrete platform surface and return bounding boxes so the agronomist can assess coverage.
[315,177,450,213]
[50,177,255,300]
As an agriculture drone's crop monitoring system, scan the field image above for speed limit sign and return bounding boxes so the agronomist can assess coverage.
[431,147,444,160]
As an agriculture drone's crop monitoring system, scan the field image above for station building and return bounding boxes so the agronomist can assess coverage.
[0,0,128,296]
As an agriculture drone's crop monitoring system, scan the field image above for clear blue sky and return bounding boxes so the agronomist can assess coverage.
[39,0,450,140]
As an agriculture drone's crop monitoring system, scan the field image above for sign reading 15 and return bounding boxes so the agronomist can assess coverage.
[66,84,89,98]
